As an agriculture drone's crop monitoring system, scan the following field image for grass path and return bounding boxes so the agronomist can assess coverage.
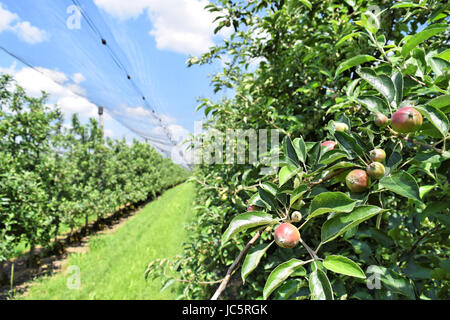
[20,183,196,300]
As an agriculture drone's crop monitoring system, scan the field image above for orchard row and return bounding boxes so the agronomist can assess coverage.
[0,75,189,267]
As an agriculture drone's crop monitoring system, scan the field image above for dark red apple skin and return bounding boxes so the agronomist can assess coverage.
[274,223,300,248]
[321,140,337,151]
[345,169,370,192]
[391,107,423,133]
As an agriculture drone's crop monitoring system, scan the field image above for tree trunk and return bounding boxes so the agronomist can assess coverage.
[85,213,89,235]
[54,221,60,243]
[28,243,35,267]
[0,262,7,285]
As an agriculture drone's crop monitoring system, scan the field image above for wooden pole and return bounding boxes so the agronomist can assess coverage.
[98,106,104,140]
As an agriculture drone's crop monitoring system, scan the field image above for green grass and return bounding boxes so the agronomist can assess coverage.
[20,182,196,300]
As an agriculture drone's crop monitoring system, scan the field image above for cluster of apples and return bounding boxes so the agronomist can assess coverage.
[247,106,423,249]
[322,106,422,193]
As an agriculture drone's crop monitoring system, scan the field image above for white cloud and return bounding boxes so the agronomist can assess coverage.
[152,123,189,143]
[72,73,86,84]
[125,105,153,118]
[93,0,150,20]
[4,63,98,119]
[0,3,48,44]
[13,21,48,44]
[94,0,231,55]
[0,3,18,32]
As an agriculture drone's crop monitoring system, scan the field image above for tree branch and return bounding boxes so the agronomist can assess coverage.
[211,228,263,300]
[408,225,442,255]
[387,127,445,154]
[309,167,356,188]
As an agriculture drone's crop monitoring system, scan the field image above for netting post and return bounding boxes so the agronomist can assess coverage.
[98,106,104,140]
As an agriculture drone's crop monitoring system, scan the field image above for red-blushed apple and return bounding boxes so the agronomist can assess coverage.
[274,223,300,248]
[321,140,337,151]
[391,107,423,133]
[345,169,370,192]
[369,149,386,162]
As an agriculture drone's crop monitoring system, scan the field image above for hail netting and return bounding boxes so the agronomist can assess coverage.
[0,0,189,166]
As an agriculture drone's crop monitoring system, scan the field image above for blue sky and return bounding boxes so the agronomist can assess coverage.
[0,0,231,164]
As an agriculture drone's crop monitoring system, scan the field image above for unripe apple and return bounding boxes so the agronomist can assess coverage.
[366,162,386,179]
[221,194,228,201]
[345,169,370,192]
[291,211,302,223]
[321,140,337,151]
[334,122,349,132]
[374,113,389,127]
[274,223,301,248]
[391,107,423,133]
[369,149,386,163]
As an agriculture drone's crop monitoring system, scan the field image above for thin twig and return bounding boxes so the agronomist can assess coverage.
[387,127,445,154]
[309,167,356,188]
[408,226,442,255]
[264,119,291,137]
[299,237,320,261]
[211,228,264,300]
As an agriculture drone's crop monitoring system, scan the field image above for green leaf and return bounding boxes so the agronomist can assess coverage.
[435,49,450,62]
[279,165,300,187]
[284,136,300,168]
[336,32,361,46]
[308,192,357,219]
[357,68,396,103]
[258,187,279,210]
[335,55,376,78]
[391,2,424,9]
[367,266,416,299]
[263,259,307,299]
[361,9,379,35]
[391,71,404,108]
[358,96,390,114]
[289,184,309,206]
[428,57,450,76]
[307,142,322,167]
[401,25,449,57]
[299,0,312,10]
[292,136,307,164]
[326,161,356,173]
[241,242,273,283]
[415,104,449,137]
[260,182,278,196]
[379,171,421,202]
[427,95,450,110]
[309,269,334,300]
[222,212,277,244]
[321,206,384,244]
[323,255,366,279]
[319,150,348,165]
[334,131,364,158]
